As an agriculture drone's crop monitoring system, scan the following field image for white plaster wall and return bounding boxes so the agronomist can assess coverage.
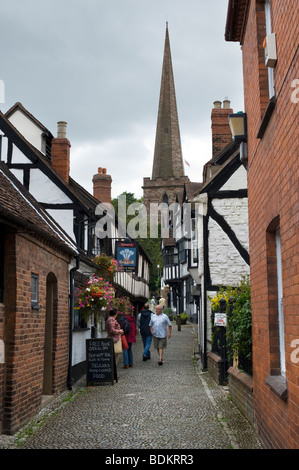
[9,168,23,183]
[220,165,247,191]
[212,198,249,252]
[12,144,31,164]
[8,110,45,153]
[46,208,76,241]
[29,168,72,203]
[208,216,250,286]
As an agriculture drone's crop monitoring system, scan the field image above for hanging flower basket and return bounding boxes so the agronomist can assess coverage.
[110,296,134,316]
[74,275,115,321]
[92,253,122,282]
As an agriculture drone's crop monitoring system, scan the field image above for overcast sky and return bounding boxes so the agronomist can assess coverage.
[1,0,244,200]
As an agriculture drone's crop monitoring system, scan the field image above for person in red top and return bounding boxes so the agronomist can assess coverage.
[119,305,136,368]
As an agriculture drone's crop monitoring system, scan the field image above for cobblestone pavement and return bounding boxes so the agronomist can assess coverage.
[0,324,262,451]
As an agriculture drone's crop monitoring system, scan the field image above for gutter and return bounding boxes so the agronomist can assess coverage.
[67,255,80,390]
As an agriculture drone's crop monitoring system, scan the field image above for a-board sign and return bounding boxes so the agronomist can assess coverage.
[86,338,114,386]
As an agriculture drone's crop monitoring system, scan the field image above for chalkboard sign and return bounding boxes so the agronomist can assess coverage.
[86,338,114,386]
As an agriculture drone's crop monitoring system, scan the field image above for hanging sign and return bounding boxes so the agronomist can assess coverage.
[214,312,227,327]
[116,240,138,272]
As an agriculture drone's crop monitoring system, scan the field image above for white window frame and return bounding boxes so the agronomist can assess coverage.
[265,0,275,98]
[275,228,285,377]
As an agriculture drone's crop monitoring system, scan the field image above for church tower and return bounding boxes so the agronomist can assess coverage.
[143,24,189,212]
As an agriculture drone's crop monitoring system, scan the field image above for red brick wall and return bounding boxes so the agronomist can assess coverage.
[93,167,112,203]
[51,137,71,183]
[242,0,299,449]
[0,303,4,434]
[211,101,233,158]
[2,230,70,434]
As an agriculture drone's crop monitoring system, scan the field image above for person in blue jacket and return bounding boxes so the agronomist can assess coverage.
[137,303,153,361]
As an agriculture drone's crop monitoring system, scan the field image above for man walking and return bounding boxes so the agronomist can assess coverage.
[137,303,153,361]
[149,304,172,365]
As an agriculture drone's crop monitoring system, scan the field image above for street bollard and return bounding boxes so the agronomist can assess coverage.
[219,298,228,385]
[177,314,181,331]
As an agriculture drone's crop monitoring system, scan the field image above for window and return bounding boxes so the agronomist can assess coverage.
[266,220,287,399]
[265,0,275,98]
[179,241,187,263]
[163,246,178,266]
[31,273,40,310]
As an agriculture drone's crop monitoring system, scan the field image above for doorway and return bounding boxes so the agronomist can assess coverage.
[43,272,57,396]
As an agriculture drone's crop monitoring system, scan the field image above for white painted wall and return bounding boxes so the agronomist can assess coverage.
[29,168,72,203]
[46,208,76,241]
[208,216,249,286]
[8,109,46,154]
[220,165,247,191]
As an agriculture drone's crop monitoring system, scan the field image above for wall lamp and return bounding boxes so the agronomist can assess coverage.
[228,112,247,142]
[228,112,248,166]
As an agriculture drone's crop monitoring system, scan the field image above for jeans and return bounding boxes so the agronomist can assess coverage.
[123,343,133,366]
[141,335,152,358]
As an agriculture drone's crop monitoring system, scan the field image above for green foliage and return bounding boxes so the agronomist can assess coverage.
[111,192,163,294]
[226,277,252,362]
[163,307,173,317]
[210,277,252,363]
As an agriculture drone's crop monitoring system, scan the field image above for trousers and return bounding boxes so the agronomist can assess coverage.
[141,335,152,358]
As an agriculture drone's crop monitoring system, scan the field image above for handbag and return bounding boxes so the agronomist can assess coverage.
[114,336,123,354]
[121,334,129,350]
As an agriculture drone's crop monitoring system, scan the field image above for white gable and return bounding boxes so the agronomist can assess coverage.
[29,168,72,204]
[220,165,247,191]
[8,109,46,154]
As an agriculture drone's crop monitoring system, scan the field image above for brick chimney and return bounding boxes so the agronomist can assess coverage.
[211,99,233,158]
[93,167,112,203]
[51,121,71,182]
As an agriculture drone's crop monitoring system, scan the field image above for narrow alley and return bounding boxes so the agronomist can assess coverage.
[1,323,262,452]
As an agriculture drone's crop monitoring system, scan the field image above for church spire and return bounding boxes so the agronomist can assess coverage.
[151,23,184,180]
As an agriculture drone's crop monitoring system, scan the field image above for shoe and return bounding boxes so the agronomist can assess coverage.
[143,356,147,361]
[158,361,163,365]
[129,365,133,368]
[123,365,129,369]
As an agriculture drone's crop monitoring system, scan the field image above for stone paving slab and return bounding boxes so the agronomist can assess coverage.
[0,324,262,450]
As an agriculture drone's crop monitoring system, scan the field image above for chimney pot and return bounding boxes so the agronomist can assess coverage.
[211,100,233,158]
[57,121,67,138]
[223,98,231,109]
[213,100,222,109]
[93,167,112,203]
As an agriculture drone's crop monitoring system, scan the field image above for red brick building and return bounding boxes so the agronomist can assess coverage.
[225,0,299,448]
[0,163,75,434]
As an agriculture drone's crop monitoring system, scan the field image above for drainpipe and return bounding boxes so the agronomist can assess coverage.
[67,255,80,390]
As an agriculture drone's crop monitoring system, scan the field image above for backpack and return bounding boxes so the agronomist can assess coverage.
[120,316,131,335]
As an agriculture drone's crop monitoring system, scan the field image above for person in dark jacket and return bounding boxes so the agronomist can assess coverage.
[137,303,153,361]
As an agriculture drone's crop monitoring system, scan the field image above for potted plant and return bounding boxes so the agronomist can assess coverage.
[163,307,174,320]
[174,312,189,325]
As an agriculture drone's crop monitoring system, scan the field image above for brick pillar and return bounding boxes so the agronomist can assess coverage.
[51,121,71,183]
[93,167,112,203]
[211,99,233,158]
